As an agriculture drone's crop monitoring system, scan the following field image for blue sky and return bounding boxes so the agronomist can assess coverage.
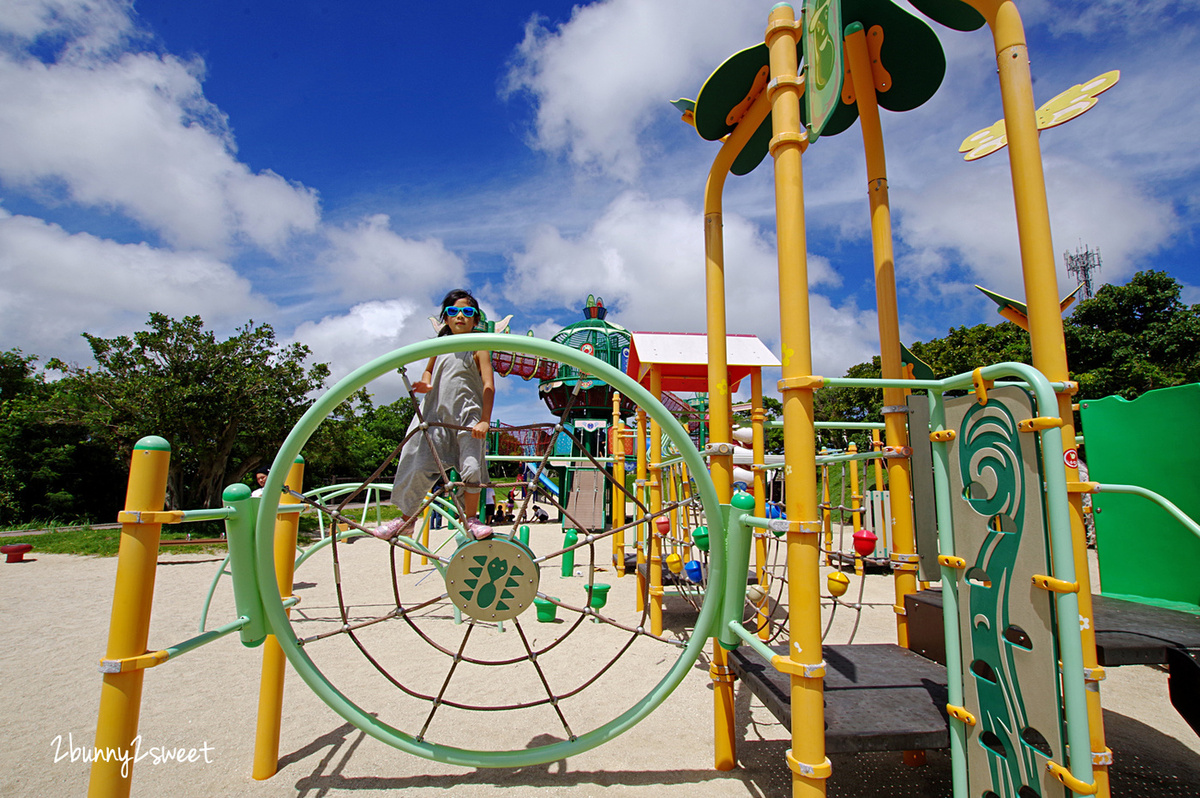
[2,1,1198,425]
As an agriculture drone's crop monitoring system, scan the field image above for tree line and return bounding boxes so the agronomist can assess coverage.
[0,313,415,525]
[808,270,1200,450]
[2,271,1196,526]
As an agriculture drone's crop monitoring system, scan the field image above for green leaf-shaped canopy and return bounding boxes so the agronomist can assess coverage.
[813,0,947,137]
[691,42,795,176]
[687,0,947,175]
[907,0,986,32]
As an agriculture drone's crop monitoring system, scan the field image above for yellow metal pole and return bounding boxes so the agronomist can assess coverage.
[404,507,425,574]
[821,453,832,566]
[751,370,771,641]
[848,443,864,576]
[844,26,918,645]
[766,5,827,796]
[635,408,648,609]
[648,364,664,636]
[88,437,171,798]
[871,430,885,550]
[612,392,627,576]
[701,58,775,776]
[253,456,305,780]
[678,458,694,540]
[961,2,1109,793]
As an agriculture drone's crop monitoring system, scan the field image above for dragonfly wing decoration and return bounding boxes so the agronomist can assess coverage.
[961,70,1120,161]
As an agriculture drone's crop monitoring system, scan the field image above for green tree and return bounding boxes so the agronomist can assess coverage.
[734,395,785,455]
[0,350,124,524]
[303,394,417,487]
[1064,270,1200,400]
[908,321,1031,378]
[51,314,330,510]
[814,358,884,451]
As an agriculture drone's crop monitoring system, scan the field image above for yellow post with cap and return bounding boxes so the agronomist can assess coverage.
[765,5,828,796]
[648,364,665,636]
[751,369,772,641]
[699,36,775,771]
[634,407,648,610]
[959,2,1109,793]
[612,391,627,576]
[88,436,171,798]
[843,24,919,645]
[253,456,305,780]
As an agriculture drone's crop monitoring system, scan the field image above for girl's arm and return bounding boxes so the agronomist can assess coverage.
[412,356,437,393]
[472,350,495,439]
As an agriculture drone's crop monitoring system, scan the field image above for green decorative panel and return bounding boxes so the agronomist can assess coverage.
[946,387,1065,798]
[1080,383,1200,611]
[445,539,540,622]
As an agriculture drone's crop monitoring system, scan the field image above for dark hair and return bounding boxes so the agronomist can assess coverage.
[437,289,483,336]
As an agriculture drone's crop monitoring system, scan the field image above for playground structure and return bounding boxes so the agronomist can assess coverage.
[87,335,735,797]
[85,3,1200,798]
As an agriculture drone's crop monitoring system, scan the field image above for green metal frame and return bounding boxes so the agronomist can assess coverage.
[724,362,1093,796]
[253,332,726,768]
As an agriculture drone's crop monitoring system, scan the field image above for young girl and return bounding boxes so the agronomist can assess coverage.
[374,289,495,541]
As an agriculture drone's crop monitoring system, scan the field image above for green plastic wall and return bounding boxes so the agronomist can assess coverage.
[1081,383,1200,611]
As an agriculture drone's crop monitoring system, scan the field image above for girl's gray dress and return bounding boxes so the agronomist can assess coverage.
[391,350,489,515]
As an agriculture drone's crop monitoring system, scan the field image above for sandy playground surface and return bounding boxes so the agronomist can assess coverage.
[1,522,1198,798]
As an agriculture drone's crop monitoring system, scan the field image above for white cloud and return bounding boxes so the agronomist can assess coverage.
[0,34,319,254]
[288,299,427,397]
[290,292,515,404]
[894,155,1177,302]
[504,0,761,180]
[321,214,466,303]
[504,191,874,376]
[0,0,136,58]
[0,208,269,362]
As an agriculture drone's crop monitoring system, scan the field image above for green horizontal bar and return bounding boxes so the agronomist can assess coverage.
[164,594,296,662]
[740,514,773,531]
[768,417,883,429]
[178,506,237,522]
[162,615,249,660]
[822,373,1072,394]
[816,450,889,465]
[1095,483,1200,541]
[727,619,778,663]
[487,455,613,464]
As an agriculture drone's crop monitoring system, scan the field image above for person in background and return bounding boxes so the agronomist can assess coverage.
[251,467,269,498]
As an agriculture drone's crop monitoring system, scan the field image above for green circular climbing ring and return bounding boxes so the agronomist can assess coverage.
[253,333,725,768]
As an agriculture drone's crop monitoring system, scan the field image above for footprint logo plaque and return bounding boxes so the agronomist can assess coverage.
[446,538,540,622]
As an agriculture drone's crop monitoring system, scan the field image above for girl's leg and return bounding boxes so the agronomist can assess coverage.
[375,429,441,540]
[461,491,493,540]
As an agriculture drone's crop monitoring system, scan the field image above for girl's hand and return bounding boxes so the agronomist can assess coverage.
[472,421,490,439]
[412,380,432,393]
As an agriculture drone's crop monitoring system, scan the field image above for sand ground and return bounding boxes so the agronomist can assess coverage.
[1,522,1197,797]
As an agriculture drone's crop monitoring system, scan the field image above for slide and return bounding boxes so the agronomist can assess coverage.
[522,463,560,499]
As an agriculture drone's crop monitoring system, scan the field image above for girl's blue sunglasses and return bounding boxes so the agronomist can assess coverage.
[444,306,478,318]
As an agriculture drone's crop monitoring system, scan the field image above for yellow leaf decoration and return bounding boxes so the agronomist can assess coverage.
[960,69,1120,161]
[959,119,1007,161]
[1036,69,1120,130]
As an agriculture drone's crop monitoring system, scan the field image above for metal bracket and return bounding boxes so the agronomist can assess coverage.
[946,703,976,726]
[1032,574,1079,593]
[786,750,832,779]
